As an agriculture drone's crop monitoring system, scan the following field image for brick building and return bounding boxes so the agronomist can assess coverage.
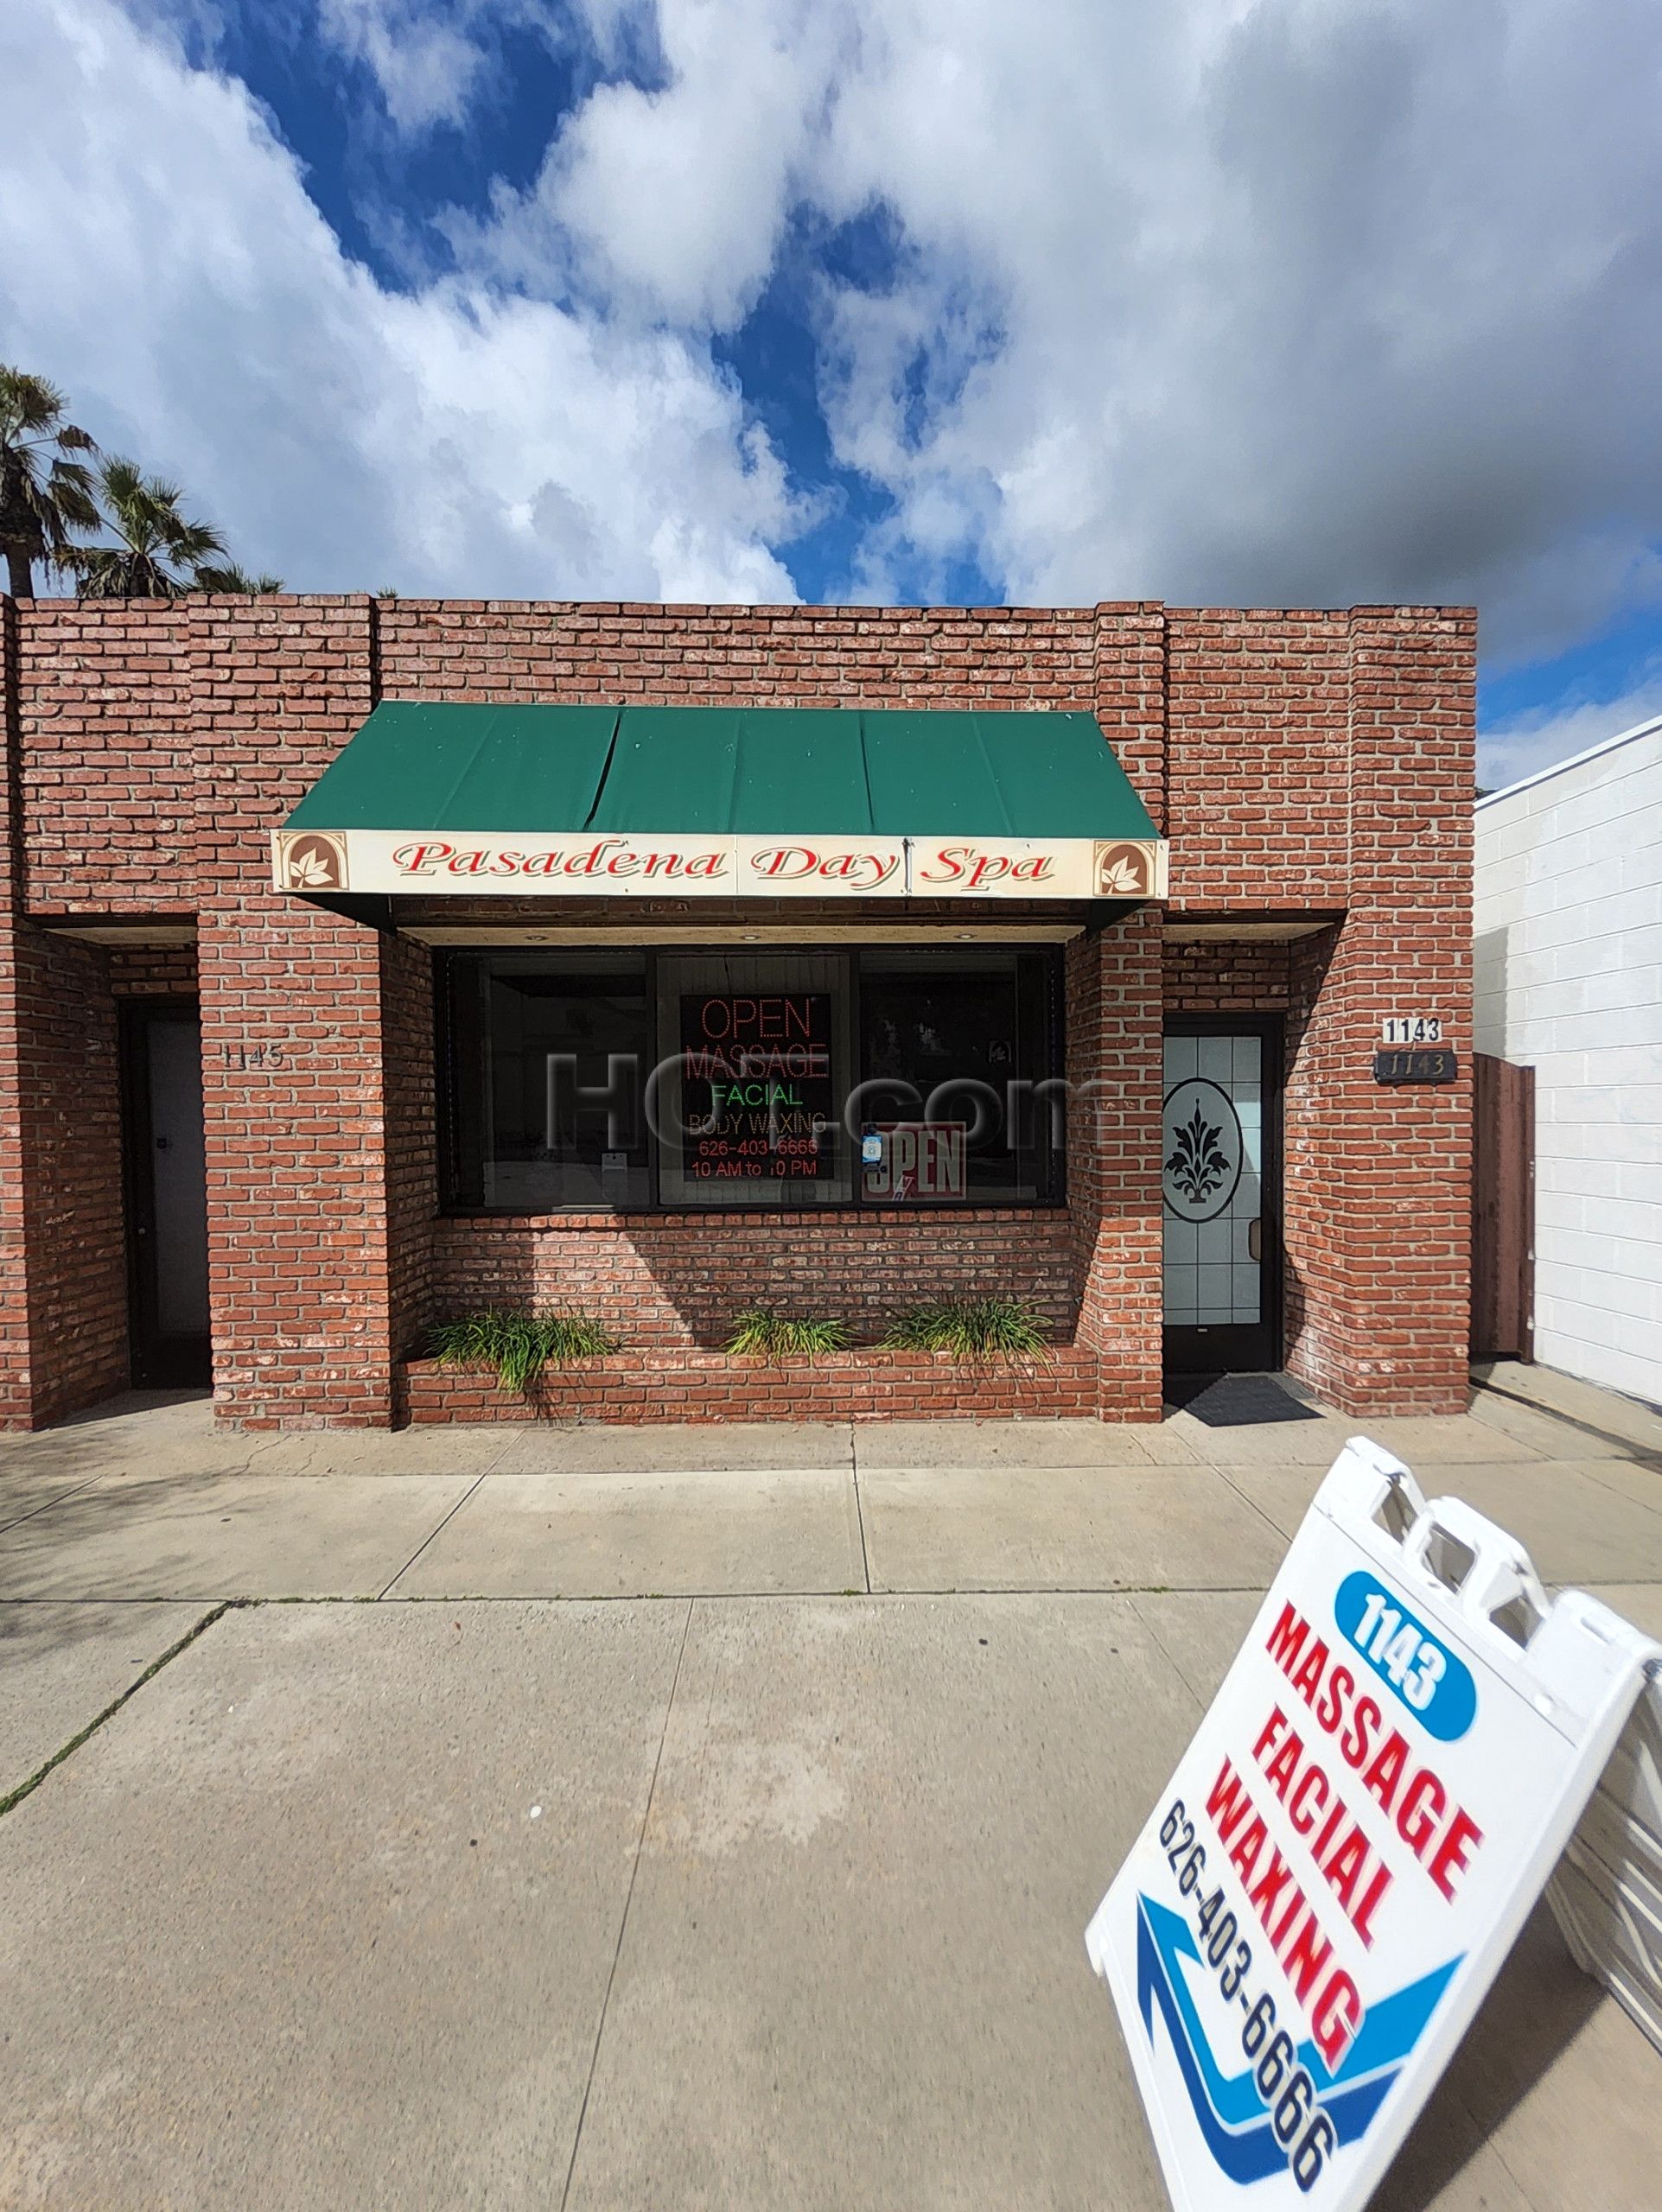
[0,595,1474,1431]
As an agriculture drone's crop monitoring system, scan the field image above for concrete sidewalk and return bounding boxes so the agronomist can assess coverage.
[3,1369,1661,2208]
[3,1372,1661,1610]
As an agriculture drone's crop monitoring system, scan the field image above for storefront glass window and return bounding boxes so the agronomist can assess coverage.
[655,953,853,1207]
[442,945,1060,1212]
[445,952,653,1211]
[856,951,1060,1205]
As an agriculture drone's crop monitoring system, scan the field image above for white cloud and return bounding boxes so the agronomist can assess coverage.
[1479,676,1662,793]
[474,0,1662,671]
[8,0,1662,770]
[316,0,488,134]
[453,0,844,330]
[0,0,799,601]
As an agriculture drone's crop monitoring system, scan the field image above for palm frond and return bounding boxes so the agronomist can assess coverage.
[0,367,72,438]
[195,563,283,595]
[98,455,147,508]
[74,458,232,600]
[45,460,99,531]
[0,367,101,592]
[167,518,228,564]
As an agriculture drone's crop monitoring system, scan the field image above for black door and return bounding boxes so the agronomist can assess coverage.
[1162,1019,1282,1376]
[122,1001,211,1387]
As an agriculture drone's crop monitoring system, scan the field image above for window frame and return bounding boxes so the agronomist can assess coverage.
[436,942,1067,1216]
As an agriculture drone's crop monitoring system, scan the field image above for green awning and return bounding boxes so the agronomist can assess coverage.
[274,702,1166,903]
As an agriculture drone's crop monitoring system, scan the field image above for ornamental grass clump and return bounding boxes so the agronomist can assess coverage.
[882,1296,1052,1363]
[724,1308,852,1363]
[429,1307,617,1394]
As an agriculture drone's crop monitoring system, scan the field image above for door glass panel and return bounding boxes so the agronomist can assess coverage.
[1162,1034,1262,1328]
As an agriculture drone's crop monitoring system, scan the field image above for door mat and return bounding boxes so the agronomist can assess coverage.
[1162,1372,1325,1427]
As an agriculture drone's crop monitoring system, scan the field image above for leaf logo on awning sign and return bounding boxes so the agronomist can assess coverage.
[279,832,347,893]
[1096,842,1152,896]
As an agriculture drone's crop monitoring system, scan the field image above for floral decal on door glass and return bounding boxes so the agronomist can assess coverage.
[1165,1103,1231,1203]
[1161,1077,1245,1224]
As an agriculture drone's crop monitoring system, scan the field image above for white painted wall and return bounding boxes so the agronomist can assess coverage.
[1474,715,1662,1405]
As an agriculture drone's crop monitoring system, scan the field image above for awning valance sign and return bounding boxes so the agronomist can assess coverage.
[271,703,1167,901]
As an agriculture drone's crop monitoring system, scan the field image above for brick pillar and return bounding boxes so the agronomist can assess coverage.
[0,601,131,1427]
[193,597,409,1427]
[381,929,439,1372]
[1067,905,1164,1419]
[1282,609,1475,1415]
[0,595,30,1422]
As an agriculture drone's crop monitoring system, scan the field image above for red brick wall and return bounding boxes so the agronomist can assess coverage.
[1280,613,1474,1414]
[0,593,1475,1427]
[402,1346,1099,1424]
[428,1207,1076,1352]
[7,927,128,1422]
[16,599,197,912]
[382,931,438,1358]
[109,943,199,995]
[1,607,129,1422]
[191,600,405,1427]
[1165,611,1351,911]
[1159,668,1474,1429]
[0,597,32,1420]
[1162,939,1294,1013]
[0,927,196,1428]
[1094,607,1168,827]
[1283,925,1340,1395]
[1067,907,1164,1418]
[375,600,1102,715]
[10,599,1457,926]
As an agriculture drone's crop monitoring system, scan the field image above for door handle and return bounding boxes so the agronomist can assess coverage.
[1248,1217,1262,1262]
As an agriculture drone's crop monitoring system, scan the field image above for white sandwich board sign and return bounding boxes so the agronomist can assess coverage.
[1086,1437,1662,2212]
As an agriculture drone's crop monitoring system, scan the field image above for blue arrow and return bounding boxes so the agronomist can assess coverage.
[1134,1894,1460,2184]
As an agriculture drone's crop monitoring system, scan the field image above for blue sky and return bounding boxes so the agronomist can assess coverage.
[4,0,1662,785]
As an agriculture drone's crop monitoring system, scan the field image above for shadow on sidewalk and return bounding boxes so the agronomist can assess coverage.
[1375,1897,1606,2209]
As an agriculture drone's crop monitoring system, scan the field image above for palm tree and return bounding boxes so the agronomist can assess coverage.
[195,562,284,595]
[70,458,227,599]
[0,367,100,597]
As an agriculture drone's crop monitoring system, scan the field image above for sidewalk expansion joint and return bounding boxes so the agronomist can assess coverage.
[850,1461,873,1595]
[1209,1461,1301,1547]
[0,1472,110,1538]
[0,1599,242,1823]
[373,1470,493,1599]
[559,1593,695,2212]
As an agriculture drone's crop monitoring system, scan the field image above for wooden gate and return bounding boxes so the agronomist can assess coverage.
[1471,1052,1534,1360]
